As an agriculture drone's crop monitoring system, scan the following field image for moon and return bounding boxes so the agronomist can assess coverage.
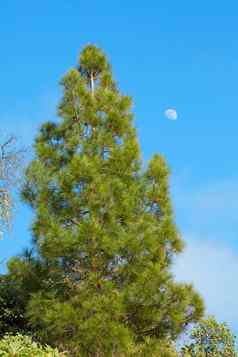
[164,108,178,121]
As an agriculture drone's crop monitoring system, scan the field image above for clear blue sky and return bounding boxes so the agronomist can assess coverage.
[1,1,238,335]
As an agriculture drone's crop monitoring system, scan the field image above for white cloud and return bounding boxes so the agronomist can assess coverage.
[174,237,238,327]
[171,175,238,333]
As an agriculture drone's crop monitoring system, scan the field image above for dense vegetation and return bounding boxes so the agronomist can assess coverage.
[0,45,236,356]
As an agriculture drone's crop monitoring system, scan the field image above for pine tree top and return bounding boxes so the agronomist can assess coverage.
[79,44,109,79]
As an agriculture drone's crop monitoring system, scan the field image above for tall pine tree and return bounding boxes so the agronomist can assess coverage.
[22,45,204,356]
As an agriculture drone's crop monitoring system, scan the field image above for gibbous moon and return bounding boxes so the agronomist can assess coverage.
[164,108,178,121]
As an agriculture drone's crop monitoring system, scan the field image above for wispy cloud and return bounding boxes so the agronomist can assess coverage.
[175,237,238,326]
[172,175,238,244]
[172,174,238,333]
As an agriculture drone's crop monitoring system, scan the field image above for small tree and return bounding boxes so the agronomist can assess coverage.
[0,134,25,237]
[22,45,204,356]
[0,248,50,337]
[181,316,237,357]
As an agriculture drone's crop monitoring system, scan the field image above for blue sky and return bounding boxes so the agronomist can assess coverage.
[1,1,238,335]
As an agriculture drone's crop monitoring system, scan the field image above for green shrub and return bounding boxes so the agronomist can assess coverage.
[0,334,65,356]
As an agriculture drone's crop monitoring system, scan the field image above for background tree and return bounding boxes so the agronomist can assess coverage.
[0,134,25,237]
[0,134,28,337]
[0,249,50,337]
[22,45,204,356]
[181,316,237,357]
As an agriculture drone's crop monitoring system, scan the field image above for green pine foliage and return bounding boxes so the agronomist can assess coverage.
[21,45,204,356]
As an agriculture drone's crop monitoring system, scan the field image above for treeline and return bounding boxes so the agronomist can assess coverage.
[0,46,236,356]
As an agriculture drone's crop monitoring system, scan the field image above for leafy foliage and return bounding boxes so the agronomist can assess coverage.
[0,334,63,356]
[21,45,204,355]
[0,247,66,337]
[0,277,27,336]
[181,316,237,357]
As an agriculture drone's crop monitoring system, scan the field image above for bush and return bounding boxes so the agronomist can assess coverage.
[0,334,65,356]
